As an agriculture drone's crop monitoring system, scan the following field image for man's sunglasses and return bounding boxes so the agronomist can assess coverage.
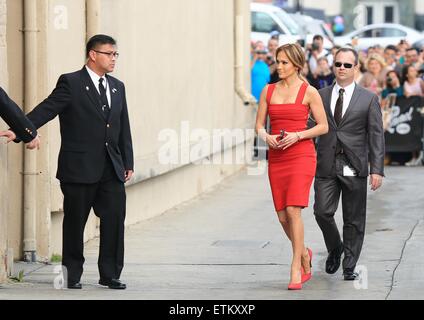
[334,62,354,69]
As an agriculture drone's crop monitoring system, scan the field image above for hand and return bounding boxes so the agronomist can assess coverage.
[0,130,17,143]
[265,134,283,149]
[251,53,259,66]
[280,132,301,150]
[370,174,383,191]
[26,134,41,150]
[125,170,134,183]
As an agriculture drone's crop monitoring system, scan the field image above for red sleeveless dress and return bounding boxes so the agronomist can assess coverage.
[267,82,317,212]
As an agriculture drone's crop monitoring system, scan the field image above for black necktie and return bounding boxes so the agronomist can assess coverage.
[334,88,345,126]
[99,78,110,116]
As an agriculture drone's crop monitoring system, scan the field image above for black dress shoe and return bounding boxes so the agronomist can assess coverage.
[67,282,82,289]
[343,270,359,281]
[99,278,127,290]
[325,243,344,274]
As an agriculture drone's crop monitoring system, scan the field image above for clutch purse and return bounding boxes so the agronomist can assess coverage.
[277,129,286,141]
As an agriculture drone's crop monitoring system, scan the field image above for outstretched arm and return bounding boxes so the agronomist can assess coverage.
[26,74,71,129]
[0,87,38,143]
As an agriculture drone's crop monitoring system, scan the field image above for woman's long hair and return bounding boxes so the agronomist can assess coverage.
[401,64,416,85]
[366,53,387,71]
[275,43,308,84]
[386,70,399,89]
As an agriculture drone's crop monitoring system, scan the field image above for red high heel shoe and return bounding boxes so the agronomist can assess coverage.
[301,248,313,284]
[287,282,302,290]
[288,269,303,290]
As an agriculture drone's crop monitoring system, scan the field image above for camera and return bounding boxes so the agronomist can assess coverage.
[311,43,320,51]
[387,77,392,84]
[255,49,267,55]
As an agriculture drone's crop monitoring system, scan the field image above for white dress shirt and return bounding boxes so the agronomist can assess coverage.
[85,66,111,107]
[331,81,356,118]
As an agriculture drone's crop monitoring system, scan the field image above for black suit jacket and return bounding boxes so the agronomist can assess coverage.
[0,87,37,143]
[317,84,385,178]
[27,67,134,184]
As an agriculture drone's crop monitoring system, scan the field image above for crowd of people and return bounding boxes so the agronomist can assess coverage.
[251,33,424,166]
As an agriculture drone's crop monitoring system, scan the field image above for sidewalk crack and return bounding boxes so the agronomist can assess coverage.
[385,219,421,300]
[13,263,49,277]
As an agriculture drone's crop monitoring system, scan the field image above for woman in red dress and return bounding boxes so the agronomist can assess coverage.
[255,43,328,290]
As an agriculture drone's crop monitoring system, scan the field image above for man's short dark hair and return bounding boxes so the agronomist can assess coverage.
[86,34,117,58]
[313,35,324,42]
[385,45,398,53]
[334,47,359,65]
[406,47,418,54]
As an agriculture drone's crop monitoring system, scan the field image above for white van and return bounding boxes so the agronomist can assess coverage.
[289,13,334,50]
[251,3,302,46]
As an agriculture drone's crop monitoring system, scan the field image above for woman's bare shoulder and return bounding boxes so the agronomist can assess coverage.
[305,84,320,97]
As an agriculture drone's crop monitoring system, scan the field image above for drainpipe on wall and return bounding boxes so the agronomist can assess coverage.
[22,0,38,262]
[86,0,101,40]
[234,0,257,107]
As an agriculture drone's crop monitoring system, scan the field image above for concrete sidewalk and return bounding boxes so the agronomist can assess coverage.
[0,164,423,300]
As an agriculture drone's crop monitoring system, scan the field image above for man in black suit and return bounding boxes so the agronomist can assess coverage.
[8,35,134,289]
[0,87,40,148]
[315,47,385,281]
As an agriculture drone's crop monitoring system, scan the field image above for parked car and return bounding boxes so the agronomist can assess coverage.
[289,13,334,49]
[251,3,302,46]
[412,38,424,51]
[334,23,424,50]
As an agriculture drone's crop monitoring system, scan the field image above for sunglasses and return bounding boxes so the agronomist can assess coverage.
[334,62,354,69]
